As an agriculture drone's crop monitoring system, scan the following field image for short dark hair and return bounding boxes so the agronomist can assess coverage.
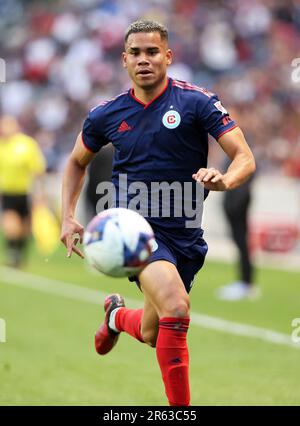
[125,19,168,43]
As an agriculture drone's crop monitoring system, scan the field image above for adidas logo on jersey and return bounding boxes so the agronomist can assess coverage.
[118,121,132,133]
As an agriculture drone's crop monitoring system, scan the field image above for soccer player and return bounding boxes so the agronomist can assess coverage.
[216,176,257,301]
[61,20,256,406]
[0,115,46,267]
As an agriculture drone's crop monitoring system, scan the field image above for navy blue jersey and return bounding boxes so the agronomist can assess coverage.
[82,78,237,258]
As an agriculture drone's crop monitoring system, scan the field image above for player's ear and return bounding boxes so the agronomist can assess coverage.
[122,52,127,69]
[166,49,173,66]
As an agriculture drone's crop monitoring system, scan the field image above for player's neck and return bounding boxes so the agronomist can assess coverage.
[132,77,169,105]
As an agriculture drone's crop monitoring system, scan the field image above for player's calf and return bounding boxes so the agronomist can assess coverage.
[156,316,191,406]
[140,327,158,348]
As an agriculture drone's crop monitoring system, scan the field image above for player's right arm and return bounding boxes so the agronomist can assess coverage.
[61,132,96,258]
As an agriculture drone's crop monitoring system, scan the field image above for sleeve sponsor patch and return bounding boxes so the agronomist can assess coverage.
[214,101,228,115]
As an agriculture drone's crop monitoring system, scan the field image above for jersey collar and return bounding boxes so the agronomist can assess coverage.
[129,77,171,109]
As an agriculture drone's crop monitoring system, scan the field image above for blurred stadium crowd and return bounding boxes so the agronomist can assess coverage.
[1,0,300,175]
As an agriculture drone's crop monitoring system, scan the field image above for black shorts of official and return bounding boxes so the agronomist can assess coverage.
[1,194,31,218]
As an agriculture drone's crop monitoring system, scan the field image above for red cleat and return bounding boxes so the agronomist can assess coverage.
[95,294,125,355]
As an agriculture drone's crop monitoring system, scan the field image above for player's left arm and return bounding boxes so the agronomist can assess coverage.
[193,127,256,191]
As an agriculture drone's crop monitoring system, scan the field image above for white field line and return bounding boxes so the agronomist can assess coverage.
[1,266,299,350]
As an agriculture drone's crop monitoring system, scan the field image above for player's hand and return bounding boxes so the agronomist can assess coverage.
[192,167,229,191]
[60,217,85,259]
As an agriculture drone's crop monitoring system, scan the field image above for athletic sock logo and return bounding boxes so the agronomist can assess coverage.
[170,357,182,364]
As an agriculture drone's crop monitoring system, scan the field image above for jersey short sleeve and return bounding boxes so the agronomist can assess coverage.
[82,110,110,153]
[197,94,237,140]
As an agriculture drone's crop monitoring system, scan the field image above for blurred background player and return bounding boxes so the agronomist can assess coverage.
[215,105,259,301]
[0,115,46,267]
[85,144,114,222]
[216,175,257,301]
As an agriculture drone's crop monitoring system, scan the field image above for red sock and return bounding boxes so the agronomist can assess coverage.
[156,317,190,406]
[115,308,144,342]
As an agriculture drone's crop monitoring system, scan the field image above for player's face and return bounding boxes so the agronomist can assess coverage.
[0,116,19,138]
[123,32,172,91]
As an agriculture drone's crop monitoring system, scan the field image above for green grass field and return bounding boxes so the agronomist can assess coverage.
[0,241,300,406]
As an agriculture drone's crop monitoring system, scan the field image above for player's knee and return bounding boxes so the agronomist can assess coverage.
[163,297,190,318]
[141,328,158,348]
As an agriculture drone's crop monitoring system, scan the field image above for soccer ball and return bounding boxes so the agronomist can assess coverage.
[83,208,155,277]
